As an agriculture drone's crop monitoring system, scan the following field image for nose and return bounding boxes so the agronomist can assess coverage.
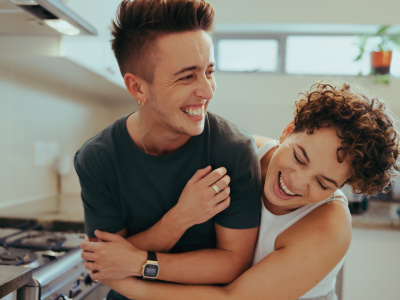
[195,74,215,101]
[290,170,307,193]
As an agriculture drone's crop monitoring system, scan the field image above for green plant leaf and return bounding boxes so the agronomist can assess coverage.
[377,25,390,36]
[354,53,363,61]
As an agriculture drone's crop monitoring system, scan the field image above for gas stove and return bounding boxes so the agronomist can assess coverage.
[0,224,108,300]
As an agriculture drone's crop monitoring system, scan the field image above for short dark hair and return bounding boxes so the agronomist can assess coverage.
[111,0,217,82]
[293,82,400,196]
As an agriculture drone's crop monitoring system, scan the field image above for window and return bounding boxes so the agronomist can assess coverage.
[285,36,364,75]
[214,33,400,77]
[217,39,279,72]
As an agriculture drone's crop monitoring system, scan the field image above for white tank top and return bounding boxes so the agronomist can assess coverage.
[252,140,349,299]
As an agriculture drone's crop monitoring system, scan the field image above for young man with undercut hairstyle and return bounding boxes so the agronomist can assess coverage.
[75,1,261,299]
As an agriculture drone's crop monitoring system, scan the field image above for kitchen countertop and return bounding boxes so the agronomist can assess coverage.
[0,266,32,298]
[0,196,84,225]
[351,200,400,230]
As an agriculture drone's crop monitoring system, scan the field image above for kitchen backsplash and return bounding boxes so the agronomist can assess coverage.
[0,65,134,210]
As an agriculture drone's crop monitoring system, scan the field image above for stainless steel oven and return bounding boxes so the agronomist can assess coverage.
[0,224,110,300]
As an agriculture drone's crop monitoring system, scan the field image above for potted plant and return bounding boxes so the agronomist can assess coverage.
[355,25,400,79]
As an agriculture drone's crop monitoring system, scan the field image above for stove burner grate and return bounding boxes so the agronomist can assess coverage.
[0,251,38,266]
[9,232,67,250]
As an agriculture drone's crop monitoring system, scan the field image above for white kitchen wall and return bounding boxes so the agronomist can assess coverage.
[0,64,134,209]
[210,74,400,138]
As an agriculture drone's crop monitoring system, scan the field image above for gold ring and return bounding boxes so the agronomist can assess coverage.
[91,261,94,271]
[212,184,220,194]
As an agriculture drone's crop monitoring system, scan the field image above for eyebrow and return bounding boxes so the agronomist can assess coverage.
[297,145,339,188]
[321,175,339,188]
[298,145,310,163]
[173,66,198,76]
[173,63,216,76]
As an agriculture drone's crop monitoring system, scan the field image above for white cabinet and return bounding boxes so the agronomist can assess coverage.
[61,0,123,87]
[342,228,400,300]
[0,0,129,103]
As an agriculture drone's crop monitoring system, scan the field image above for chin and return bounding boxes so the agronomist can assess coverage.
[186,121,205,136]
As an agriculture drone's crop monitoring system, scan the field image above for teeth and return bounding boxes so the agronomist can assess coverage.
[279,173,296,196]
[182,107,203,117]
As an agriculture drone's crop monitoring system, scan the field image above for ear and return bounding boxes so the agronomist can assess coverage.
[124,73,148,104]
[279,120,295,144]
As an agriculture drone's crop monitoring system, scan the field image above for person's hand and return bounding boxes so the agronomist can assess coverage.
[80,230,147,280]
[174,165,231,228]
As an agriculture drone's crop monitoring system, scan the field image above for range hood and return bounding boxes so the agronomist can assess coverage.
[0,0,97,36]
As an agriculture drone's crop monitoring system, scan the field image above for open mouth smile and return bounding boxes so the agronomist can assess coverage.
[181,105,204,117]
[277,172,299,197]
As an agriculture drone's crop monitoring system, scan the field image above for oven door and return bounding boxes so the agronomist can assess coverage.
[16,249,109,300]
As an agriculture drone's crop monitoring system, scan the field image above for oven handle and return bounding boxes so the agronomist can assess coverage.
[34,249,82,286]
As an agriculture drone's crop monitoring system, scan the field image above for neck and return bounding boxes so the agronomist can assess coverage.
[262,195,295,215]
[127,112,191,156]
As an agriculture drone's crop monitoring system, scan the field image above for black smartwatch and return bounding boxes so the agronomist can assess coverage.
[141,251,160,280]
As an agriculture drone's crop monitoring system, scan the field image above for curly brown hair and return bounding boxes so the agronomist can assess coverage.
[293,82,400,196]
[111,0,216,82]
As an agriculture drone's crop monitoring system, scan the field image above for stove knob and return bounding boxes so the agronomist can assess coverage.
[56,294,72,300]
[84,274,93,285]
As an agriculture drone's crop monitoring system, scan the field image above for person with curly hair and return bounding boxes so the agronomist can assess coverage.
[97,82,400,300]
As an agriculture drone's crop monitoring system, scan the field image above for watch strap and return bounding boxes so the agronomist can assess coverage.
[147,251,157,262]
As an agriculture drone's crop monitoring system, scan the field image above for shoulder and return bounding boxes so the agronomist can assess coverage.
[75,130,110,163]
[207,112,252,141]
[75,116,125,169]
[206,112,256,152]
[277,199,351,259]
[253,135,273,149]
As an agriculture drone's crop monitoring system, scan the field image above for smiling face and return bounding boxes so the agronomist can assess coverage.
[264,127,353,215]
[142,30,216,138]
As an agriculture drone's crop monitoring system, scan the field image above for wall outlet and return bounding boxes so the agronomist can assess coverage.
[34,141,60,167]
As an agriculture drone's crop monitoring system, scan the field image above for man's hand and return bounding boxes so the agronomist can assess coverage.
[81,230,147,280]
[173,165,231,228]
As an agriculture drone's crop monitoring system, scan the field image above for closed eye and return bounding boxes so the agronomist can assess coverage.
[179,74,194,81]
[317,180,329,191]
[207,69,215,77]
[293,150,305,165]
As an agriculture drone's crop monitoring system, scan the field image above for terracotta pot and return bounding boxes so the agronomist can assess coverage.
[370,51,392,74]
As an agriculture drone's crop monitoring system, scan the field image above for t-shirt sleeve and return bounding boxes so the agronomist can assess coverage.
[214,137,262,229]
[74,147,125,238]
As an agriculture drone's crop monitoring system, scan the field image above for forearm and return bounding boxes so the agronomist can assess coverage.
[127,206,191,252]
[156,248,250,284]
[102,277,231,300]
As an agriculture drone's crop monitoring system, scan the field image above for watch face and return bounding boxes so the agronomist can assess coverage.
[144,264,159,277]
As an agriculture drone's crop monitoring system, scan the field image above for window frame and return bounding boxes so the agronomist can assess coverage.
[213,32,374,76]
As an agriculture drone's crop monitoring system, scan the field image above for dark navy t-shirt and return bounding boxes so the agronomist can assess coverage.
[74,112,261,253]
